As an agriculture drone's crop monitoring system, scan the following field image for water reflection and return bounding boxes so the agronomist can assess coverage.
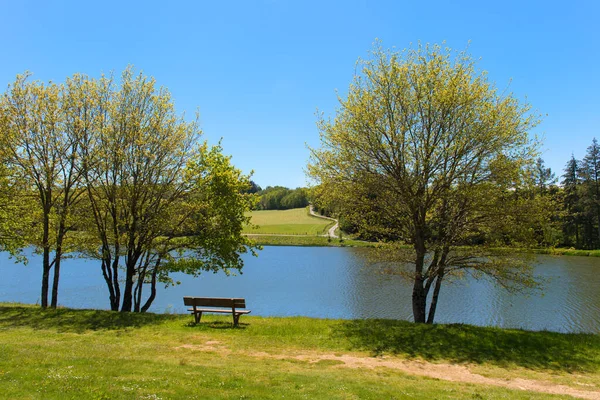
[1,248,600,333]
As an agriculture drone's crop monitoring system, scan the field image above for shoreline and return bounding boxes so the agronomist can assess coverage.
[246,235,600,257]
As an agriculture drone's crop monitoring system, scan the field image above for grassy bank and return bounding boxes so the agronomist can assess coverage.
[249,233,600,256]
[529,248,600,257]
[1,304,600,399]
[245,234,374,247]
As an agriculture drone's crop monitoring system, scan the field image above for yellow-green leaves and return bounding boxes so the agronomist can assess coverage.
[308,42,543,323]
[0,67,256,312]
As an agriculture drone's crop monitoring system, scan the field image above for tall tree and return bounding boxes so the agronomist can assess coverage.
[78,69,257,312]
[561,154,582,247]
[580,138,600,248]
[0,75,85,308]
[533,157,556,193]
[308,43,541,323]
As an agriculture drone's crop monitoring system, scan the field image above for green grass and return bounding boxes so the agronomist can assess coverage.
[245,234,374,247]
[527,248,600,257]
[243,207,333,235]
[1,304,599,399]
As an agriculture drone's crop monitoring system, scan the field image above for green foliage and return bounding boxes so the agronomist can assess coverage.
[0,73,89,308]
[0,68,258,312]
[556,139,600,250]
[308,42,541,323]
[257,186,309,210]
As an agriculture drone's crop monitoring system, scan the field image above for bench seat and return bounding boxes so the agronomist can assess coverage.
[183,296,250,326]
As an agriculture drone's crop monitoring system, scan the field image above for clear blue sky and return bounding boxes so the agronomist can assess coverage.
[1,0,598,188]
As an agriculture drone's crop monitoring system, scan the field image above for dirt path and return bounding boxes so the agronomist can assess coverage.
[308,205,339,237]
[178,343,600,399]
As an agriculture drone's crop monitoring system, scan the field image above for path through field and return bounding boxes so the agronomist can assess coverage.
[309,205,339,237]
[177,342,600,399]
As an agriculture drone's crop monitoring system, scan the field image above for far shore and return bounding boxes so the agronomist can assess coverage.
[245,234,600,257]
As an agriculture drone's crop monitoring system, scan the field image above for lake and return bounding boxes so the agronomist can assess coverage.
[1,246,600,333]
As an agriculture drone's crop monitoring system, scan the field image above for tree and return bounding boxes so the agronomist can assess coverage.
[257,186,309,210]
[533,157,556,193]
[77,68,257,312]
[308,43,540,323]
[561,155,582,247]
[579,138,600,248]
[0,75,86,308]
[244,180,262,194]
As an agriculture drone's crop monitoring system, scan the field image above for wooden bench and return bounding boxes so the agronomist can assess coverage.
[183,297,251,326]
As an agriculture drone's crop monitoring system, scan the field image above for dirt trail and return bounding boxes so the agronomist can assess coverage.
[177,343,600,399]
[308,205,338,237]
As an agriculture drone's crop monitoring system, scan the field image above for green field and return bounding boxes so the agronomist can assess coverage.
[2,304,599,399]
[244,207,333,235]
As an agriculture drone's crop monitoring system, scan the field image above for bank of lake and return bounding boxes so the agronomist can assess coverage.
[1,303,600,399]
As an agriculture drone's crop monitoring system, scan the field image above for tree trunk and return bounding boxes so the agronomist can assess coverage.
[596,205,600,247]
[40,204,51,308]
[411,240,427,323]
[50,251,61,308]
[41,248,50,309]
[50,222,66,308]
[120,258,135,312]
[112,256,120,310]
[426,271,444,324]
[140,267,158,313]
[101,257,118,311]
[133,268,144,313]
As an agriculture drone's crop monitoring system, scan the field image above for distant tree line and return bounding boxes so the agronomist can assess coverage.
[559,139,600,249]
[313,138,600,251]
[254,186,309,210]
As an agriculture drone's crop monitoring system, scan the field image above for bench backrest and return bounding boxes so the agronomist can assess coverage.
[183,297,246,309]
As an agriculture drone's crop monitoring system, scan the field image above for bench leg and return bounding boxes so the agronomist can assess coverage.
[233,313,240,326]
[195,311,203,324]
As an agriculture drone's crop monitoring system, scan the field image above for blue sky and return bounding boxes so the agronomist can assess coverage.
[1,0,598,188]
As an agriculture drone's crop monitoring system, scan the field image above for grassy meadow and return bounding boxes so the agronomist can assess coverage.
[243,207,333,235]
[2,304,600,399]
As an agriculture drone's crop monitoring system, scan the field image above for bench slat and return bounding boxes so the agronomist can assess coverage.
[187,308,251,315]
[183,296,246,308]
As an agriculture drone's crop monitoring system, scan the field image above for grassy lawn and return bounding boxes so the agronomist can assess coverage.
[1,304,600,399]
[243,207,333,235]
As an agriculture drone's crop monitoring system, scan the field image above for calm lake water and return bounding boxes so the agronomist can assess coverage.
[1,246,600,333]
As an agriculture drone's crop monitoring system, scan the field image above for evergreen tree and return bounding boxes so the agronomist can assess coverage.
[561,155,582,247]
[534,157,556,193]
[579,138,600,248]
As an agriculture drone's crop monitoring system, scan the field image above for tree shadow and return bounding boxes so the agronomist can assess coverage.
[0,305,179,333]
[332,319,600,373]
[185,320,249,330]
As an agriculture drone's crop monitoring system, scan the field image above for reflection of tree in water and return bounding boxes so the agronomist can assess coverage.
[344,248,413,320]
[490,255,600,333]
[344,250,600,333]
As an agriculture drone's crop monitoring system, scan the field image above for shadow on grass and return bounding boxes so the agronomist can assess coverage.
[0,305,180,333]
[185,320,249,330]
[332,319,600,373]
